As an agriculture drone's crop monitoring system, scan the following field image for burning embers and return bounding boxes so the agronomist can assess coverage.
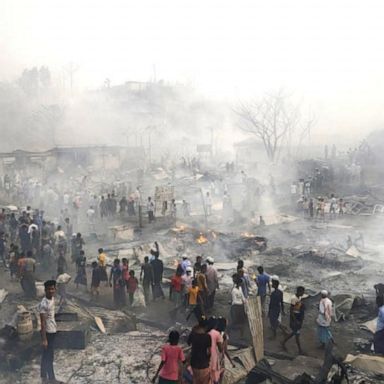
[196,233,209,244]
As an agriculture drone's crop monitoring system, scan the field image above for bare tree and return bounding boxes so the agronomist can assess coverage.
[234,90,313,163]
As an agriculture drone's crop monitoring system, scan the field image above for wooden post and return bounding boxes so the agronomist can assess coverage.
[246,296,264,362]
[138,205,143,228]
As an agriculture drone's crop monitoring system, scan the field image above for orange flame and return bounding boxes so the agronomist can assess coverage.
[196,233,208,244]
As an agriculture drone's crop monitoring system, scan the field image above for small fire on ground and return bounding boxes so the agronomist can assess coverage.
[196,233,208,244]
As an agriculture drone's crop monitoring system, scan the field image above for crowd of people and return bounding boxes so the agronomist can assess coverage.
[295,194,346,219]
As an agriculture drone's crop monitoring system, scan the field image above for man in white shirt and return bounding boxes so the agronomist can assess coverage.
[39,280,63,384]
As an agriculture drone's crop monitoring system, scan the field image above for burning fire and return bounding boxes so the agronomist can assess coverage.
[241,232,255,238]
[196,233,208,244]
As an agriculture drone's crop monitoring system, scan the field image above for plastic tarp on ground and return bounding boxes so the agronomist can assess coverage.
[344,354,384,375]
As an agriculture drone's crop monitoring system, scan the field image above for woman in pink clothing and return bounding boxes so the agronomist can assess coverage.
[208,318,223,384]
[216,317,236,382]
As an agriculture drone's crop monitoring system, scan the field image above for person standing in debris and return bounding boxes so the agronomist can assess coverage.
[98,248,109,287]
[106,194,113,218]
[182,267,194,306]
[374,295,384,354]
[0,232,6,267]
[282,286,306,355]
[181,255,192,275]
[228,275,247,339]
[205,257,219,310]
[236,269,250,300]
[90,261,101,298]
[170,269,184,308]
[9,244,19,280]
[86,206,96,232]
[338,198,344,215]
[18,251,37,298]
[151,250,165,300]
[64,218,73,246]
[99,196,108,220]
[119,196,128,217]
[329,194,337,218]
[317,290,334,347]
[170,199,177,219]
[182,200,190,217]
[194,255,203,276]
[207,317,223,384]
[216,317,236,378]
[74,251,87,290]
[140,256,154,305]
[309,198,314,219]
[109,258,126,308]
[39,280,64,384]
[255,266,271,313]
[19,224,31,254]
[152,330,186,384]
[73,233,84,261]
[9,212,18,243]
[196,264,209,309]
[127,195,135,216]
[268,276,285,339]
[126,270,138,306]
[57,246,67,276]
[122,258,129,287]
[188,318,212,384]
[237,261,251,299]
[147,196,155,223]
[186,279,205,322]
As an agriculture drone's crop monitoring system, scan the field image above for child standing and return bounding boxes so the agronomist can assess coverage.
[91,261,101,298]
[127,270,139,306]
[152,330,186,384]
[186,279,204,322]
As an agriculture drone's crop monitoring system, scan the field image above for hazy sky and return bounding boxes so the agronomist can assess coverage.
[1,0,384,139]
